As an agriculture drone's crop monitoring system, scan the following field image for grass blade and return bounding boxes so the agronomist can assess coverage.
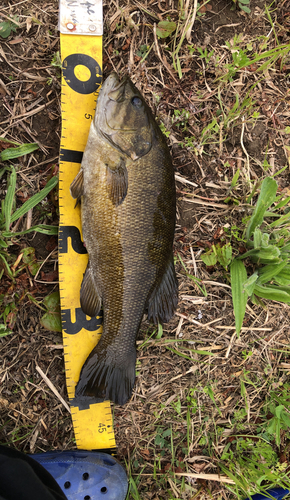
[3,224,58,237]
[230,258,248,336]
[10,175,58,224]
[0,143,39,161]
[4,167,16,231]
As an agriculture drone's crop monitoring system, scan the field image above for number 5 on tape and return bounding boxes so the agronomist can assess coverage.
[58,0,115,452]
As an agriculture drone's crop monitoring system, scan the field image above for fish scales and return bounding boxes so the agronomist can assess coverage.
[70,73,178,406]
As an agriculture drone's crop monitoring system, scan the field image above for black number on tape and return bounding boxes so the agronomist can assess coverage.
[59,226,87,254]
[62,54,102,95]
[62,307,102,335]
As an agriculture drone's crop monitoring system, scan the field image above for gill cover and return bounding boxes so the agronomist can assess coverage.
[96,75,152,160]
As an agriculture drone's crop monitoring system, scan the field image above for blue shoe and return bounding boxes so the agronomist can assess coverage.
[29,450,128,500]
[244,487,290,500]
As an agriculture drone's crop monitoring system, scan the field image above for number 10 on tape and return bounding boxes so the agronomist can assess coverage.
[59,0,115,452]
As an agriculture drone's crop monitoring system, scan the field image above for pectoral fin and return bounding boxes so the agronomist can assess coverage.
[70,169,84,203]
[147,256,178,324]
[80,264,101,318]
[106,158,128,206]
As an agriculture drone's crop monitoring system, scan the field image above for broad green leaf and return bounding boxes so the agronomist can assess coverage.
[281,243,290,252]
[243,271,259,296]
[275,405,285,419]
[156,21,176,38]
[201,247,218,267]
[0,143,39,161]
[251,246,281,263]
[3,167,16,231]
[274,275,290,286]
[0,324,13,337]
[281,411,290,427]
[258,260,288,284]
[266,417,277,436]
[40,292,62,332]
[253,228,262,248]
[231,168,240,188]
[10,175,58,223]
[239,245,280,262]
[240,5,251,13]
[22,247,40,276]
[246,177,278,239]
[253,284,290,303]
[216,242,232,270]
[230,259,248,336]
[0,20,17,39]
[156,322,163,339]
[261,233,270,248]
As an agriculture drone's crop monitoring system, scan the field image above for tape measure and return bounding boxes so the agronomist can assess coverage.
[58,0,115,452]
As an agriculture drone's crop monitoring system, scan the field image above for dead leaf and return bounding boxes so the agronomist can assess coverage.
[9,38,23,44]
[26,16,32,32]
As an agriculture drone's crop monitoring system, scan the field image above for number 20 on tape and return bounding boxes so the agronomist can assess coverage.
[59,33,116,451]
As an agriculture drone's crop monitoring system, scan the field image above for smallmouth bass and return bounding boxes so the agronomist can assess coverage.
[70,72,178,405]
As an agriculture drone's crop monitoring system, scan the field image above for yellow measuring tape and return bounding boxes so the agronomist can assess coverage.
[59,28,115,451]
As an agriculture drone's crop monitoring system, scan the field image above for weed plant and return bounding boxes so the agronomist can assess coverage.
[0,143,58,334]
[201,176,290,334]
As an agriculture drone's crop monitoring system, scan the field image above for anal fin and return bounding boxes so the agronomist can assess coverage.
[106,158,128,206]
[147,256,178,324]
[80,264,101,318]
[70,168,84,204]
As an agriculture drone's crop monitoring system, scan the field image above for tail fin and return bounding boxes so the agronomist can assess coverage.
[75,345,136,406]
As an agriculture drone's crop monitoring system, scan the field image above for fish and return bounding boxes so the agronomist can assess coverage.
[70,72,178,406]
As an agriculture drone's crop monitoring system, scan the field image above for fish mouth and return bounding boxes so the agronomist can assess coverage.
[108,75,129,102]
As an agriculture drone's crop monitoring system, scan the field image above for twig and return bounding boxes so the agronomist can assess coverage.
[175,472,235,484]
[34,248,57,281]
[182,197,228,209]
[203,281,231,289]
[190,244,197,277]
[0,98,56,126]
[36,365,71,413]
[175,173,198,188]
[180,296,204,304]
[153,23,179,84]
[136,472,234,484]
[225,332,236,359]
[176,312,223,328]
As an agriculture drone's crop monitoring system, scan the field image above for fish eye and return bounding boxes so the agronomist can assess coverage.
[131,96,142,108]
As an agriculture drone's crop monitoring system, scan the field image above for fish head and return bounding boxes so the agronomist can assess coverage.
[95,73,153,160]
